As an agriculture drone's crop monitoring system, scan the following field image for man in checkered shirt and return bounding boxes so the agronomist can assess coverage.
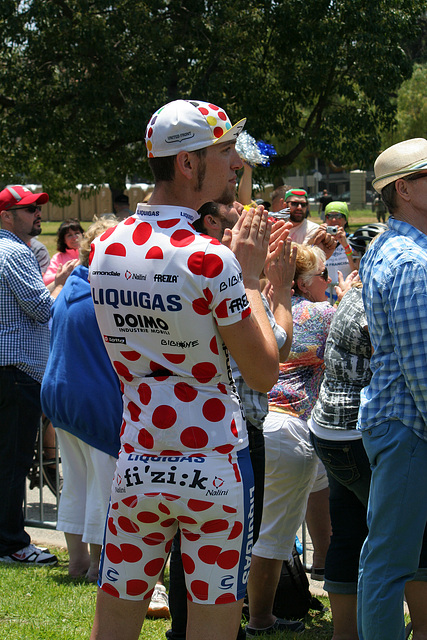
[357,139,427,640]
[0,186,74,566]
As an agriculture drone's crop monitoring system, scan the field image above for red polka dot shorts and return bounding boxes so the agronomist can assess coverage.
[99,448,255,604]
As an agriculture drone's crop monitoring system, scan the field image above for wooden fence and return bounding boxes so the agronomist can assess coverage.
[37,184,153,222]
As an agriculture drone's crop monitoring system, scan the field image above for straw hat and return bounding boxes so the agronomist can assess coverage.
[372,138,427,192]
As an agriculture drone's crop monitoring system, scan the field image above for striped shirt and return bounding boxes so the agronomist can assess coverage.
[0,230,53,383]
[358,217,427,441]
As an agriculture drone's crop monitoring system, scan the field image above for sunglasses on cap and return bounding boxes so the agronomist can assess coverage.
[325,212,344,219]
[270,207,291,220]
[314,267,329,282]
[8,204,42,214]
[288,201,307,208]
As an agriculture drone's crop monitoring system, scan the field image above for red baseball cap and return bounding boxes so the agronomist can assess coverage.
[0,185,49,211]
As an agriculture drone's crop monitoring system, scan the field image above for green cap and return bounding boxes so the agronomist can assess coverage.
[325,201,349,219]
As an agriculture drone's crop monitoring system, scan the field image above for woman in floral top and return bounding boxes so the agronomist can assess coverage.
[247,244,336,636]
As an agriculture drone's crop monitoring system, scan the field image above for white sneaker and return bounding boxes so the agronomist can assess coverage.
[0,543,57,566]
[147,584,170,619]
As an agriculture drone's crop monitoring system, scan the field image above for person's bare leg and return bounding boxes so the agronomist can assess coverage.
[86,543,102,583]
[64,532,90,577]
[42,420,56,459]
[187,599,244,640]
[246,554,283,629]
[405,580,427,640]
[328,593,358,640]
[305,487,331,571]
[90,588,149,640]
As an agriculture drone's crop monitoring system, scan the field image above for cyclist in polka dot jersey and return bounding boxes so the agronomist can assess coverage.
[89,100,280,640]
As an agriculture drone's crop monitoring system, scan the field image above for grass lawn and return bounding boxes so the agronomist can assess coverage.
[0,547,413,639]
[0,547,171,640]
[0,546,336,639]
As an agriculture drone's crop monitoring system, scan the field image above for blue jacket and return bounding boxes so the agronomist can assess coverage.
[41,265,122,457]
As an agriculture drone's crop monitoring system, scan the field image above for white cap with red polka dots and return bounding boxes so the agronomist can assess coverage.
[145,99,246,158]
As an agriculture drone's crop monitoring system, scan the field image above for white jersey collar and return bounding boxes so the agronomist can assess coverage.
[135,203,200,224]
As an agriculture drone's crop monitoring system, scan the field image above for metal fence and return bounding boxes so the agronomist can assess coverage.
[24,417,61,530]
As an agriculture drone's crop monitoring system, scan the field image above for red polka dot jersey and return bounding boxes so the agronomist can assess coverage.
[90,204,251,455]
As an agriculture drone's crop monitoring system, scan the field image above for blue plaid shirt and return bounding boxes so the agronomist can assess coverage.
[358,218,427,441]
[0,230,53,383]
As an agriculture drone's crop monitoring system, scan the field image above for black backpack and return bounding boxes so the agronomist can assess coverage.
[272,545,324,620]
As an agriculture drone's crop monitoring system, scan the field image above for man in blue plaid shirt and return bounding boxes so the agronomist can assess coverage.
[357,139,427,640]
[0,186,74,566]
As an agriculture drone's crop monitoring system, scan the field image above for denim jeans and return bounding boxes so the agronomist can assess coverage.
[358,420,427,640]
[310,433,371,594]
[0,366,41,556]
[166,423,265,640]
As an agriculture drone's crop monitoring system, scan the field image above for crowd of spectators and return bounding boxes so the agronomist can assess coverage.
[1,99,426,640]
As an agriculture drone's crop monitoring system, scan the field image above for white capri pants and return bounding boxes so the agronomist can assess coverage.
[253,411,328,562]
[56,428,117,544]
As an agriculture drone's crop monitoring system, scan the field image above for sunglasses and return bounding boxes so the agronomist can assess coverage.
[325,213,344,219]
[406,172,427,182]
[9,204,41,214]
[314,267,329,281]
[288,201,307,208]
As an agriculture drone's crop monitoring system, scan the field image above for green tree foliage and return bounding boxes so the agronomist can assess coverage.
[383,63,427,145]
[0,0,425,201]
